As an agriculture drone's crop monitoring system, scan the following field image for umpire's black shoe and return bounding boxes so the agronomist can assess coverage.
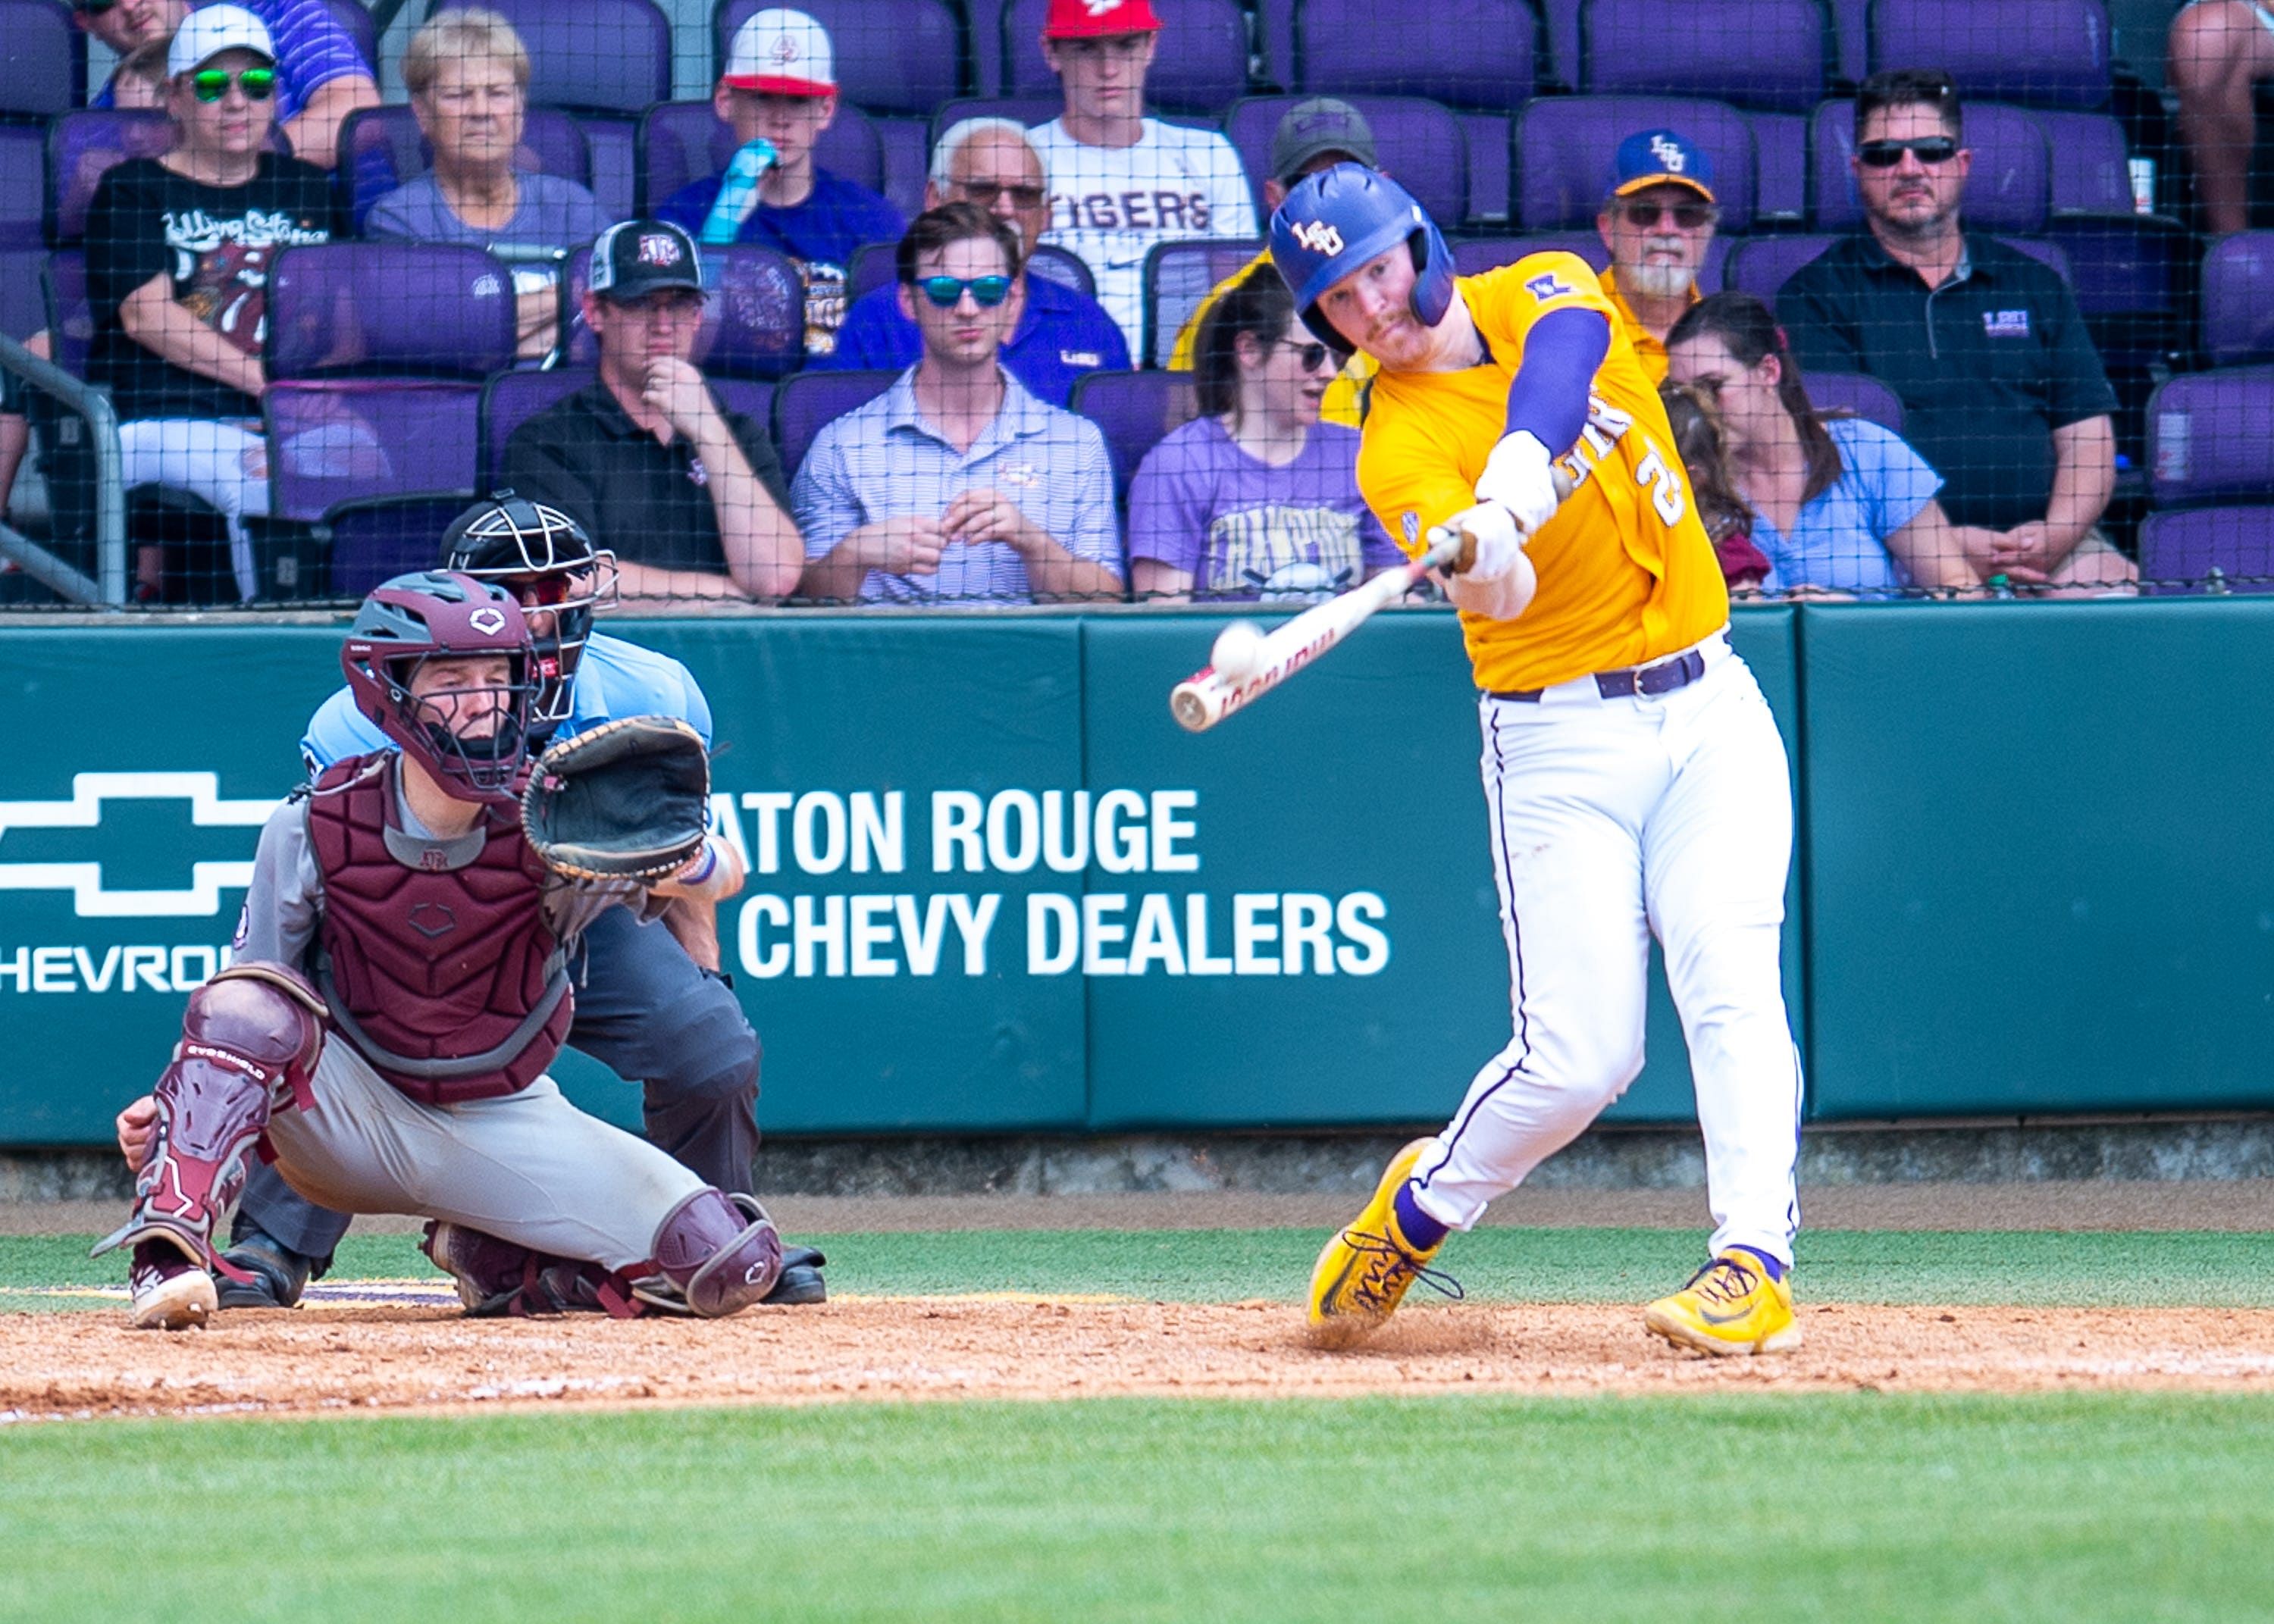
[215,1229,316,1310]
[763,1245,828,1306]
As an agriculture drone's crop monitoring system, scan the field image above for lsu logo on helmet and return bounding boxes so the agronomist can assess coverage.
[1289,220,1345,257]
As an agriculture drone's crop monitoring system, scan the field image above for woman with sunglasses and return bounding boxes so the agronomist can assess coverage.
[1665,293,1978,598]
[1129,264,1399,602]
[83,5,336,601]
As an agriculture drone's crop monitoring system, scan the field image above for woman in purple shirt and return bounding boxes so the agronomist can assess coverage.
[1129,265,1399,602]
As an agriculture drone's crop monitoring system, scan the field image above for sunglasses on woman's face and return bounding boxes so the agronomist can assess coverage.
[1621,199,1716,231]
[1857,136,1960,168]
[1279,339,1333,371]
[191,67,277,103]
[917,274,1012,308]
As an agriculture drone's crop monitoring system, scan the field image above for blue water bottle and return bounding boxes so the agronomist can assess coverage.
[700,138,778,245]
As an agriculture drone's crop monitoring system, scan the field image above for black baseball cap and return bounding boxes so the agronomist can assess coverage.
[589,219,706,302]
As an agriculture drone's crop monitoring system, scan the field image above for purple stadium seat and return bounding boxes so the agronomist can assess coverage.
[1462,113,1512,225]
[47,111,175,246]
[1,125,42,247]
[324,495,478,597]
[713,0,963,114]
[1225,96,1467,236]
[431,0,670,115]
[771,367,897,482]
[579,118,637,221]
[1580,0,1827,113]
[318,0,380,74]
[2202,233,2274,367]
[1725,231,2069,302]
[1068,368,1198,505]
[1751,111,1807,224]
[2043,216,2187,324]
[1001,0,1247,114]
[483,366,595,488]
[1256,0,1295,90]
[1453,234,1605,275]
[265,379,485,524]
[1802,370,1903,431]
[340,105,592,235]
[846,239,1093,301]
[1539,0,1583,89]
[1295,0,1539,111]
[1,0,80,117]
[40,249,88,377]
[2138,508,2274,595]
[1518,97,1758,230]
[637,99,886,214]
[875,116,930,221]
[1870,0,2112,110]
[1142,237,1264,369]
[2148,370,2274,506]
[1809,99,2048,232]
[266,243,518,380]
[559,241,807,377]
[929,96,1063,144]
[1832,0,1868,83]
[2038,109,2132,216]
[966,0,1007,94]
[0,246,41,341]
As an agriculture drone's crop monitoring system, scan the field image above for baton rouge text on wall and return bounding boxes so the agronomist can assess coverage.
[715,788,1389,980]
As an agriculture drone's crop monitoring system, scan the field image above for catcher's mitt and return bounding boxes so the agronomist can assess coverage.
[522,715,710,881]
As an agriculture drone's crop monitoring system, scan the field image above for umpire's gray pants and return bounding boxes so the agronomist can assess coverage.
[262,1034,706,1272]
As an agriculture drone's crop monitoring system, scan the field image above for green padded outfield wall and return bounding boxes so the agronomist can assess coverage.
[0,609,1801,1144]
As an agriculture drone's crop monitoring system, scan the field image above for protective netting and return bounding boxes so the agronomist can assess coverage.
[0,0,2251,608]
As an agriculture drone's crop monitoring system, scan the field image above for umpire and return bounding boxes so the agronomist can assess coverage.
[223,496,824,1307]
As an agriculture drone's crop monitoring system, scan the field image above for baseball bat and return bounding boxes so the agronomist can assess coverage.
[1167,470,1574,734]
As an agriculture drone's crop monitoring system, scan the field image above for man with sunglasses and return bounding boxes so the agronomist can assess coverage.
[794,203,1121,605]
[74,0,379,171]
[1778,69,2132,591]
[503,219,804,608]
[1595,130,1720,385]
[818,118,1128,406]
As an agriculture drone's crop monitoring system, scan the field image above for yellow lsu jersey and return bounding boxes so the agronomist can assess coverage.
[1358,254,1727,694]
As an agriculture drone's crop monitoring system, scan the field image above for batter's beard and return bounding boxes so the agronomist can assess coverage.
[1624,262,1697,300]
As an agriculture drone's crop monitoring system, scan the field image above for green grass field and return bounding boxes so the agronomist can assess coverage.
[6,1225,2272,1622]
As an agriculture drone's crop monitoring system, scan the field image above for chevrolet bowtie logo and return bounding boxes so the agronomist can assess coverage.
[0,773,280,918]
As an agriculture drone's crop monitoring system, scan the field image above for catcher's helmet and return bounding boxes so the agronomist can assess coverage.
[440,494,615,734]
[1269,164,1454,352]
[340,571,537,806]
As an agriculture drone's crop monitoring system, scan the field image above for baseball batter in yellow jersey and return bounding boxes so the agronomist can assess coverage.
[1270,166,1805,1358]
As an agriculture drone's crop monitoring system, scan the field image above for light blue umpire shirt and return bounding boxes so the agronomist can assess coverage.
[300,632,714,773]
[791,366,1122,605]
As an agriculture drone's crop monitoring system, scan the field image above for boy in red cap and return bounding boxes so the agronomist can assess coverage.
[655,7,904,355]
[1029,0,1258,357]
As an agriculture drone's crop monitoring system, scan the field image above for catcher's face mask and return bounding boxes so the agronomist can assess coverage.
[399,652,537,803]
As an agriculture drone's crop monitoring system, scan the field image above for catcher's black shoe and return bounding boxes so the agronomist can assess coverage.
[215,1228,317,1310]
[763,1246,828,1306]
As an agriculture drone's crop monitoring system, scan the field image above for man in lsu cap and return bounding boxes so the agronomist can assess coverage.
[502,219,803,607]
[654,7,904,355]
[1170,98,1382,427]
[1596,129,1721,384]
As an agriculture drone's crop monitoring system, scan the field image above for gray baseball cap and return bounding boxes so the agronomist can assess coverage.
[1269,97,1378,183]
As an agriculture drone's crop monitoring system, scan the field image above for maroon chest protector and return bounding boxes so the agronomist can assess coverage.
[305,755,572,1105]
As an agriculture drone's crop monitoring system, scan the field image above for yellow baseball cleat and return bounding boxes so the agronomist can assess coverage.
[1306,1137,1459,1349]
[1644,1251,1802,1356]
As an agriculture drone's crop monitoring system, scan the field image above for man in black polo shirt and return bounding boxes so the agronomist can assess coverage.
[504,219,804,605]
[1778,69,2133,591]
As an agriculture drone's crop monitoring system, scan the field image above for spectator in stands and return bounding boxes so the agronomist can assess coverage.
[367,9,606,362]
[794,204,1121,605]
[1668,292,1980,597]
[503,219,803,606]
[2169,1,2270,236]
[1129,264,1396,602]
[1659,381,1773,594]
[1596,129,1718,384]
[84,6,336,602]
[110,38,174,108]
[1778,69,2134,592]
[818,120,1127,405]
[1170,97,1378,427]
[654,8,904,358]
[1029,0,1259,355]
[75,0,379,170]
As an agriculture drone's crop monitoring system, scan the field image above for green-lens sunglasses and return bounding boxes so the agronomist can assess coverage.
[192,67,278,103]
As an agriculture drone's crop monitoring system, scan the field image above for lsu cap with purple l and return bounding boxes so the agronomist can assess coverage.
[589,219,706,301]
[1608,129,1715,203]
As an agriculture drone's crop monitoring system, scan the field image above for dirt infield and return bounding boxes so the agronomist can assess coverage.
[5,1297,2272,1422]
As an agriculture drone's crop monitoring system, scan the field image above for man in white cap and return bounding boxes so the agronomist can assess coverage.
[654,7,904,355]
[71,0,379,170]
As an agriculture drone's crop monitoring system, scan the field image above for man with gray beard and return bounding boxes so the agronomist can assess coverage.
[1593,129,1720,385]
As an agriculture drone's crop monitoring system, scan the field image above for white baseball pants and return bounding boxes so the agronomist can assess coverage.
[116,418,270,602]
[262,1032,707,1272]
[1409,633,1805,1266]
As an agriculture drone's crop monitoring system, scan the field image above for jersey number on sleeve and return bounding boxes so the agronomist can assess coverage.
[1634,443,1688,526]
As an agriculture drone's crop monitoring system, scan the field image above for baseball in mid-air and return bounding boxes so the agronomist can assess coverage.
[1211,621,1268,682]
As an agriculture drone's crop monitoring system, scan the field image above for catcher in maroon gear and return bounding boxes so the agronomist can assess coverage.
[100,571,783,1329]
